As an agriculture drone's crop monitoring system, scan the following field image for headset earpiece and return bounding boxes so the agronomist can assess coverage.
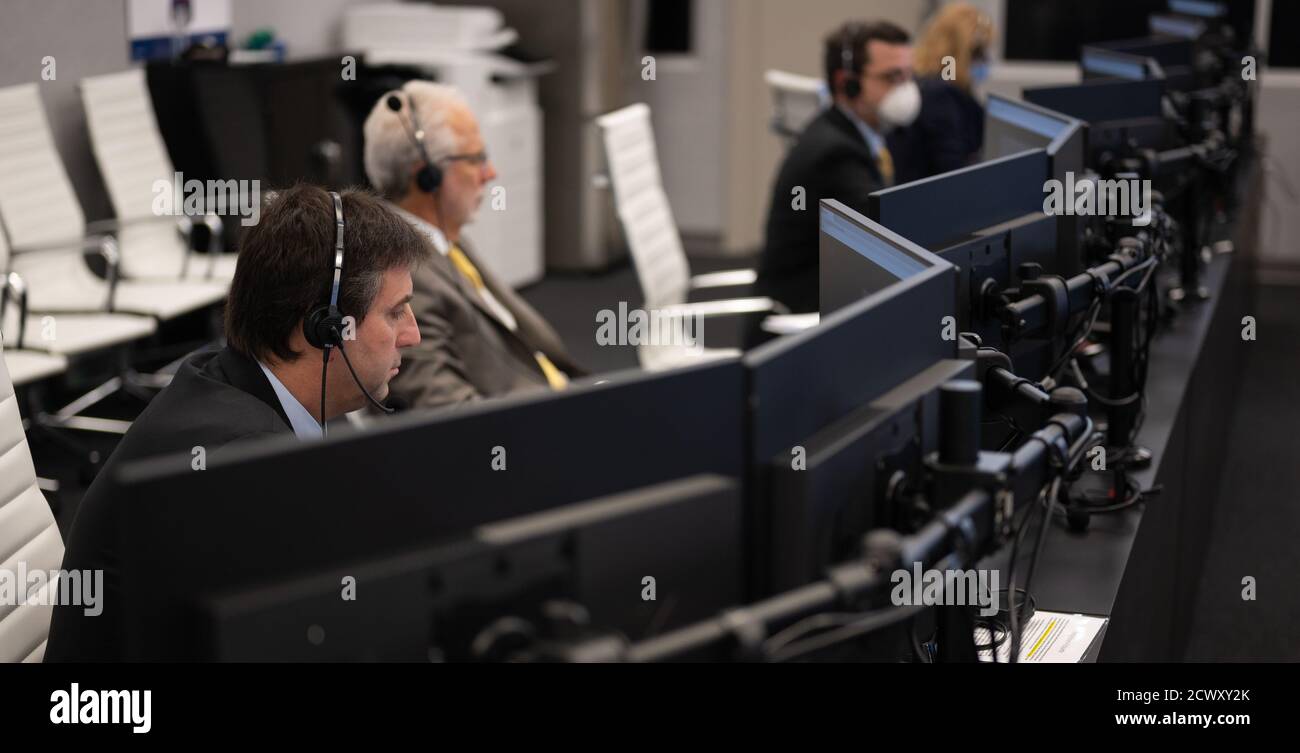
[387,91,443,194]
[303,304,343,350]
[416,162,442,193]
[841,26,862,99]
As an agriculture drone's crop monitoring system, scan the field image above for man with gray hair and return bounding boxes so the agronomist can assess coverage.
[363,80,584,408]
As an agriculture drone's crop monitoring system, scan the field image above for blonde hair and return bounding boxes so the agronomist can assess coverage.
[913,2,995,93]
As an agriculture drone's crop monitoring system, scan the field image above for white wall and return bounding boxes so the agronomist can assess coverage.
[1254,71,1300,270]
[0,0,132,221]
[627,0,729,241]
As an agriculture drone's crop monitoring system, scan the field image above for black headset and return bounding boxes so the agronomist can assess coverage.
[303,191,348,351]
[303,191,395,433]
[840,24,864,99]
[386,91,443,193]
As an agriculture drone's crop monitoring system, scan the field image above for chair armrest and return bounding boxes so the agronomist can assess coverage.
[2,272,29,348]
[87,236,121,312]
[11,234,120,310]
[761,313,820,335]
[657,296,788,319]
[688,268,758,290]
[88,215,215,280]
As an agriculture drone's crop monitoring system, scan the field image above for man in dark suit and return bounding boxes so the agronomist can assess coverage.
[44,186,429,661]
[364,81,584,408]
[756,21,917,317]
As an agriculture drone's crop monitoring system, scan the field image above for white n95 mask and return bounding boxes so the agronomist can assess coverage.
[878,80,921,129]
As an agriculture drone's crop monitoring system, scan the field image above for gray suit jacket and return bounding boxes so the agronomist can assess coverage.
[387,228,584,409]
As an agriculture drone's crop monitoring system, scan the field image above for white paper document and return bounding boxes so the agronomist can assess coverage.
[976,611,1108,663]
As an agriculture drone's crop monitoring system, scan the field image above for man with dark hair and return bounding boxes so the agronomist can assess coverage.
[45,185,429,662]
[753,20,917,321]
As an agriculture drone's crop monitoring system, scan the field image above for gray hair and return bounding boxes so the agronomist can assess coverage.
[363,81,470,201]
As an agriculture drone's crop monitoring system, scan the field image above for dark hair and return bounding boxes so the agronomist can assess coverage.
[225,184,431,363]
[824,20,912,94]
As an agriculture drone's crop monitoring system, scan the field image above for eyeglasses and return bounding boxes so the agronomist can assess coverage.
[440,151,490,167]
[861,68,913,87]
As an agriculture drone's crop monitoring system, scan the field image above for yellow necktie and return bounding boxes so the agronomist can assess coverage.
[447,245,484,290]
[447,244,567,390]
[876,145,895,187]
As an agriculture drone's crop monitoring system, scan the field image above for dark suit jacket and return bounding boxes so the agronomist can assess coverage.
[387,222,584,409]
[757,106,885,315]
[44,347,294,662]
[886,77,985,186]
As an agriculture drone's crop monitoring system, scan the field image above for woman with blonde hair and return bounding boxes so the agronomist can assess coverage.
[887,2,996,183]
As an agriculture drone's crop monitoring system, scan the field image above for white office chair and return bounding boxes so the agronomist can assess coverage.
[595,103,784,370]
[79,69,236,283]
[765,70,828,148]
[0,83,227,321]
[0,337,65,663]
[2,228,158,359]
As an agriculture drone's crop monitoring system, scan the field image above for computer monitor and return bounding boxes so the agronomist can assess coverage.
[764,357,974,592]
[1090,36,1196,90]
[139,474,745,661]
[1080,46,1166,82]
[983,94,1087,180]
[749,208,957,594]
[1168,0,1226,19]
[115,359,748,658]
[867,149,1063,352]
[1024,79,1165,124]
[868,149,1048,253]
[1024,80,1173,168]
[1150,12,1208,40]
[983,95,1087,277]
[820,199,933,315]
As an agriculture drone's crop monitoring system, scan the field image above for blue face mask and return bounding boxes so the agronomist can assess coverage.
[971,61,990,86]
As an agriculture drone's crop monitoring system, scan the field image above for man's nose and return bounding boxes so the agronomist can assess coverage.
[483,160,498,182]
[398,309,421,347]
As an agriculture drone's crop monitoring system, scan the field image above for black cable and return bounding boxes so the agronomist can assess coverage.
[909,617,932,664]
[320,346,330,438]
[1005,485,1044,664]
[1046,297,1103,384]
[1020,479,1059,639]
[336,341,396,414]
[973,618,1008,655]
[1110,256,1159,290]
[766,604,929,663]
[1071,472,1147,514]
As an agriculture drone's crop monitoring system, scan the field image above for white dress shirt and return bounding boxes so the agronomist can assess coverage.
[257,360,323,440]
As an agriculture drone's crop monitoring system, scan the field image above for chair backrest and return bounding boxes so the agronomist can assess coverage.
[0,84,87,251]
[595,104,690,310]
[80,69,176,224]
[0,338,64,662]
[765,70,826,144]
